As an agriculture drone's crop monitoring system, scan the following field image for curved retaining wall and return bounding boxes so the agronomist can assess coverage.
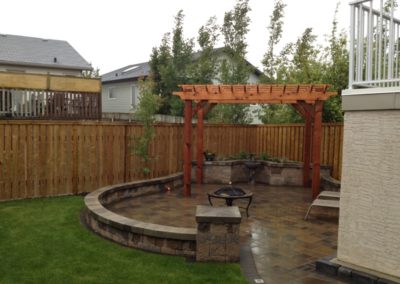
[84,162,337,258]
[83,173,196,257]
[192,160,332,186]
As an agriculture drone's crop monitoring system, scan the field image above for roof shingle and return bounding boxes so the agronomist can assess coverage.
[0,34,92,70]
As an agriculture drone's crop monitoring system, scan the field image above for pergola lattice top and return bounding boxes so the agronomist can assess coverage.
[174,84,335,104]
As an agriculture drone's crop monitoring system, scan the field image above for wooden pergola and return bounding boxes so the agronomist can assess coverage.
[173,84,336,200]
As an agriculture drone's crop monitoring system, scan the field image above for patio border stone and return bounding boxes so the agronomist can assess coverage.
[316,256,400,284]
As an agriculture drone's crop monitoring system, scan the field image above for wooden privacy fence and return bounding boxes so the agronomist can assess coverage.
[0,121,343,201]
[0,72,101,119]
[253,123,343,180]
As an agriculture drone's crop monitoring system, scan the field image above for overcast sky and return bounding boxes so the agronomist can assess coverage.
[1,0,349,74]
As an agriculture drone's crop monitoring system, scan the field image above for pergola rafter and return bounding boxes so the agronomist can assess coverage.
[173,84,336,200]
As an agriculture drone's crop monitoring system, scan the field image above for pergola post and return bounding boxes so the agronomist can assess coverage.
[183,100,192,196]
[303,110,312,187]
[196,103,204,184]
[311,101,323,199]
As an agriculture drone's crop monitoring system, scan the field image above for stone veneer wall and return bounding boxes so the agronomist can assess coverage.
[191,160,331,186]
[337,110,400,278]
[84,173,197,257]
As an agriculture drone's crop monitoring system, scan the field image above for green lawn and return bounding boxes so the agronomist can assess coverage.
[0,196,246,284]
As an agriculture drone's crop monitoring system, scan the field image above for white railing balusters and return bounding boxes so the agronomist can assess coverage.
[350,0,400,88]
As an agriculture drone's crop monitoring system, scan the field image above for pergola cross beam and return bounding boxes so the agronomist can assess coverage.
[173,84,336,200]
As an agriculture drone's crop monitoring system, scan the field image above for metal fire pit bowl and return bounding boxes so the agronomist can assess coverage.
[207,186,253,217]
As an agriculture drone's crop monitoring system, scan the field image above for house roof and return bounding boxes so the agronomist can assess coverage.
[0,34,92,71]
[101,62,150,83]
[101,47,263,84]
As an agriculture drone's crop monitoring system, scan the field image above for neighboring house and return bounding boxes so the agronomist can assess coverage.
[0,34,100,120]
[101,48,262,121]
[101,62,149,115]
[0,34,92,76]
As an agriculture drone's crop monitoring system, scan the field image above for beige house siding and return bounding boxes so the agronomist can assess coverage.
[0,64,82,76]
[337,110,400,278]
[101,81,139,113]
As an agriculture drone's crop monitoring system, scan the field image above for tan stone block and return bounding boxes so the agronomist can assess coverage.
[182,240,196,252]
[196,244,210,261]
[196,233,212,244]
[226,224,240,234]
[210,223,228,235]
[127,232,141,247]
[166,239,183,250]
[226,255,240,262]
[210,243,226,257]
[226,233,240,245]
[208,255,227,262]
[209,235,226,244]
[155,237,165,248]
[160,245,176,255]
[197,222,210,233]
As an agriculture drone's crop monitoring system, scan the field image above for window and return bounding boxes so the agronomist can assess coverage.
[108,88,116,99]
[122,65,139,73]
[131,86,136,106]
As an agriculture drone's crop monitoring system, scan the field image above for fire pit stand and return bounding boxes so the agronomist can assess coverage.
[207,186,253,217]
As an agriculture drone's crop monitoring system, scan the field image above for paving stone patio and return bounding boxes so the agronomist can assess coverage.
[107,184,348,284]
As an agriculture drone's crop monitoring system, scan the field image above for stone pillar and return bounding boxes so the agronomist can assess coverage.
[196,205,241,262]
[336,88,400,279]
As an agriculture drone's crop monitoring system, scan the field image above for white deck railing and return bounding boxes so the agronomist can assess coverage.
[349,0,400,88]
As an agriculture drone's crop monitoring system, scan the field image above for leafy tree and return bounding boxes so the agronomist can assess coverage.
[258,2,347,123]
[82,65,100,78]
[189,16,219,84]
[290,28,323,83]
[220,0,251,83]
[320,3,347,122]
[260,28,321,124]
[262,0,286,82]
[131,78,161,175]
[150,10,194,116]
[384,0,398,12]
[209,0,253,124]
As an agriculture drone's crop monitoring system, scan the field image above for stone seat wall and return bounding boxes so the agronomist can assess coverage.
[192,160,332,186]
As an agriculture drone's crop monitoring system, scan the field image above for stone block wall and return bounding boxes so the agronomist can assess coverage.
[84,173,197,257]
[192,160,331,186]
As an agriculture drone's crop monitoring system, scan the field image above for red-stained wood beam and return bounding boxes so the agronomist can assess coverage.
[291,103,306,118]
[196,104,204,184]
[311,100,323,199]
[303,109,312,187]
[291,103,313,187]
[192,101,207,117]
[298,101,315,120]
[203,103,217,117]
[183,100,193,196]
